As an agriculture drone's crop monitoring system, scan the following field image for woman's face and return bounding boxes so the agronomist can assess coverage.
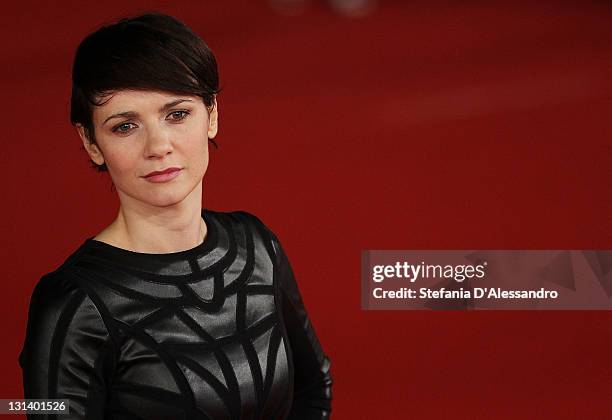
[78,89,218,209]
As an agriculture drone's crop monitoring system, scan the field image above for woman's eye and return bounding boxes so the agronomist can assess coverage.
[112,122,136,134]
[167,110,190,121]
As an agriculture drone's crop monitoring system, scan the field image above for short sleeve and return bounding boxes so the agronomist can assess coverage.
[19,271,115,419]
[271,236,333,419]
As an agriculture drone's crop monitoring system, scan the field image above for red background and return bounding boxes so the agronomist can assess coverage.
[3,1,612,418]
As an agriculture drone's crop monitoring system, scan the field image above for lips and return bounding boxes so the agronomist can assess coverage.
[144,167,181,178]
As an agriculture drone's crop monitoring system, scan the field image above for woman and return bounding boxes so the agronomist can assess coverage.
[19,13,332,419]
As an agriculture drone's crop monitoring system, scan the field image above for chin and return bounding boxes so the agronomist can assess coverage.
[147,190,191,207]
[117,176,201,207]
[121,187,182,208]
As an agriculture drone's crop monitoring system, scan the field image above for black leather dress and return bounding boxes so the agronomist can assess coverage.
[19,209,332,419]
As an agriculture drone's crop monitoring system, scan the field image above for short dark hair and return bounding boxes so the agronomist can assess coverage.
[70,12,221,172]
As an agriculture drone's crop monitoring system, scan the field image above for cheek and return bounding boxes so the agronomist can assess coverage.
[181,130,209,160]
[105,147,140,177]
[188,139,209,172]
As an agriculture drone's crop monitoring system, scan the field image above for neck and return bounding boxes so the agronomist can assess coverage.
[100,179,207,253]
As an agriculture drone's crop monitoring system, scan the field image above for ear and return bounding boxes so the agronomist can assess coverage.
[76,124,105,166]
[207,96,219,139]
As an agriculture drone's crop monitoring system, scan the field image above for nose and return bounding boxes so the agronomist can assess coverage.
[144,126,173,159]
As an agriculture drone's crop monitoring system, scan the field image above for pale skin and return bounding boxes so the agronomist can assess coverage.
[77,89,219,254]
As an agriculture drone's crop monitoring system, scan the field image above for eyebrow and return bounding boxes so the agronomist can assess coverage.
[103,99,194,126]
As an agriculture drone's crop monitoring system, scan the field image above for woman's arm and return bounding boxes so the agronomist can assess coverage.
[19,271,115,419]
[272,237,333,419]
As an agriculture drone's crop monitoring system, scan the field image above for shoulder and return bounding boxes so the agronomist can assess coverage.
[20,267,112,362]
[28,269,85,311]
[205,208,283,259]
[207,209,280,242]
[23,268,107,343]
[20,268,115,374]
[23,234,103,325]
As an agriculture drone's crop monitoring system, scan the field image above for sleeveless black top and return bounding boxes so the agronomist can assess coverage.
[19,209,332,419]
